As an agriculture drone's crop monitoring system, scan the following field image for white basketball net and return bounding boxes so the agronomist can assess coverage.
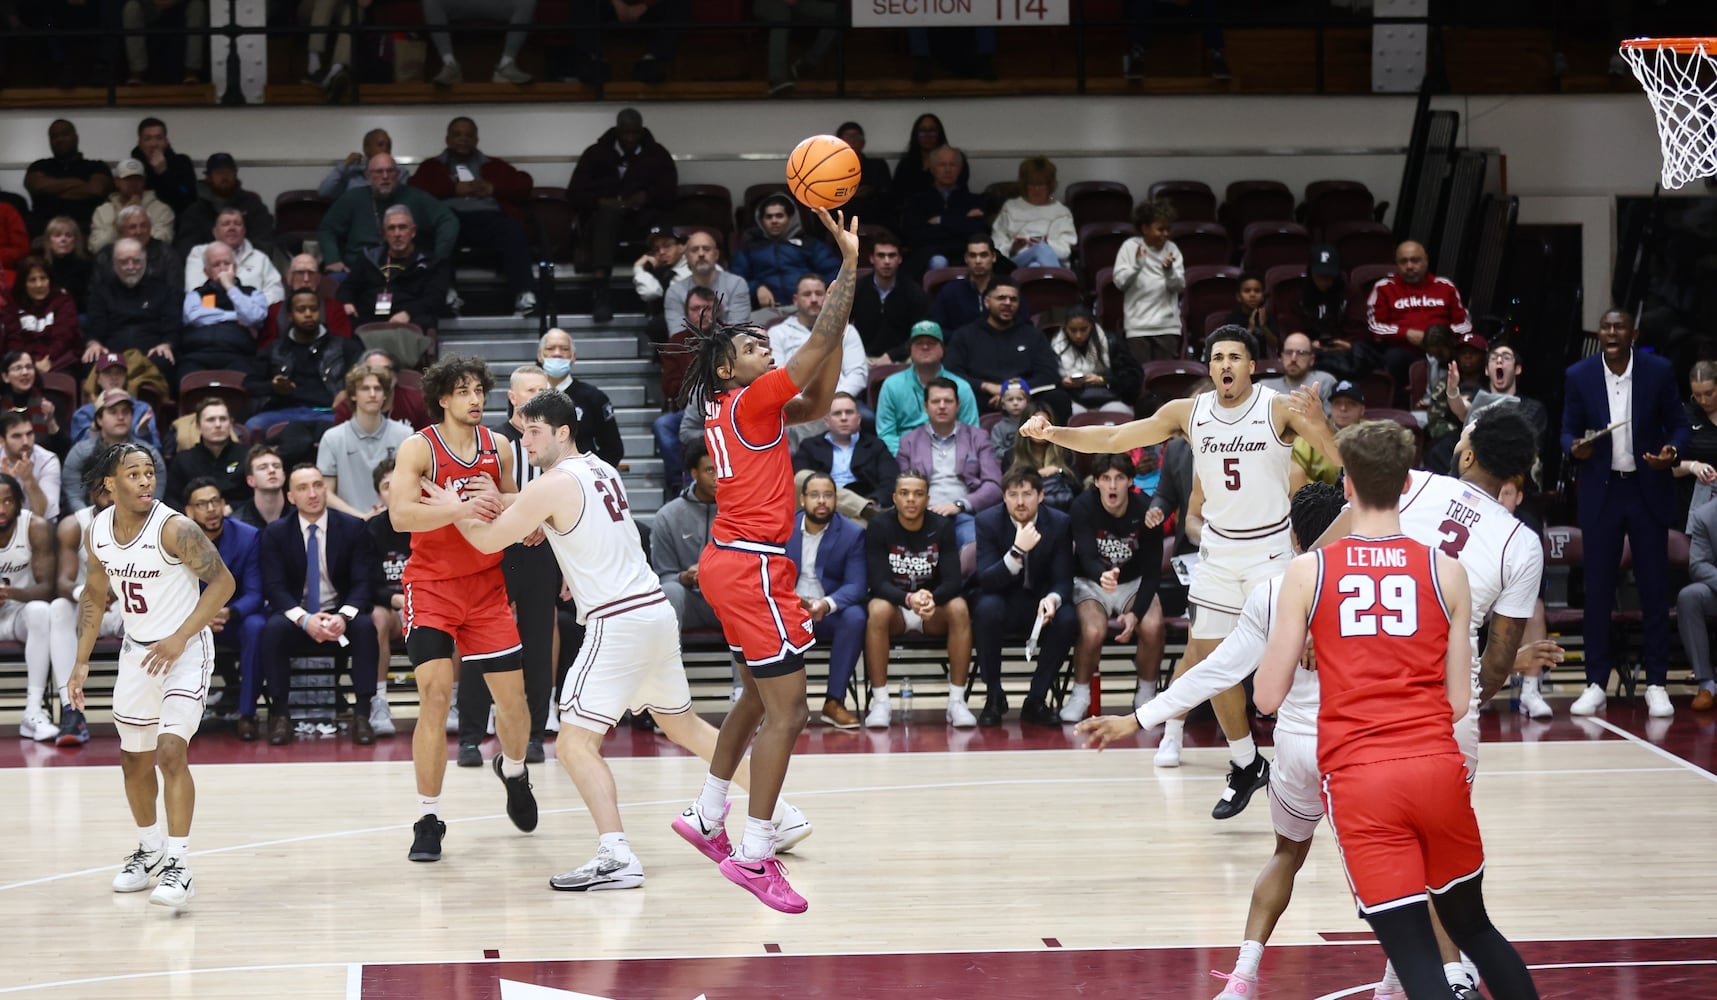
[1621,39,1717,190]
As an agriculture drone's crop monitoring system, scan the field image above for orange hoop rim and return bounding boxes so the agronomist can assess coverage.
[1619,37,1717,55]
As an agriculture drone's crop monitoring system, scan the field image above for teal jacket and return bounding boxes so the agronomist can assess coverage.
[318,185,460,269]
[875,365,980,454]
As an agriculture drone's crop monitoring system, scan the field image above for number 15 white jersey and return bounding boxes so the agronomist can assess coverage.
[1397,470,1543,654]
[542,453,662,624]
[90,501,203,643]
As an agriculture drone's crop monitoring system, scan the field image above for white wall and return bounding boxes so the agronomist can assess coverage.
[0,93,1677,326]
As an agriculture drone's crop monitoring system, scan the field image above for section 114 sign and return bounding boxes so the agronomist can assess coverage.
[853,0,1070,29]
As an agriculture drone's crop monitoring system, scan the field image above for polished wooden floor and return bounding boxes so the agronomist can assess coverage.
[5,706,1717,999]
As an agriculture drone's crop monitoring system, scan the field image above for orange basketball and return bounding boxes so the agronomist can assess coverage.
[785,134,862,210]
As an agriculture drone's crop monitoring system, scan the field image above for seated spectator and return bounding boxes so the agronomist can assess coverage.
[247,288,365,434]
[762,0,837,95]
[180,241,268,378]
[263,253,351,350]
[5,254,82,375]
[535,329,623,464]
[319,129,409,200]
[902,147,987,277]
[62,390,164,513]
[1006,407,1081,511]
[121,0,205,84]
[928,234,1002,334]
[25,120,113,233]
[83,239,180,392]
[0,470,61,744]
[1458,341,1549,442]
[567,108,678,323]
[71,352,161,449]
[254,464,381,745]
[633,227,688,344]
[0,352,65,455]
[337,205,447,366]
[36,217,93,312]
[0,199,28,271]
[182,476,265,729]
[1293,244,1348,346]
[319,154,458,274]
[332,348,428,429]
[946,279,1069,419]
[1113,198,1184,362]
[365,457,408,736]
[991,156,1076,270]
[1681,487,1717,712]
[653,440,722,634]
[1290,379,1364,492]
[89,159,176,253]
[1150,427,1199,557]
[770,273,870,408]
[890,113,968,211]
[409,116,537,315]
[851,234,929,364]
[793,391,898,521]
[663,231,748,335]
[1224,270,1279,355]
[1062,452,1164,722]
[1366,239,1472,392]
[0,412,62,521]
[988,378,1032,462]
[1260,331,1336,410]
[423,0,534,84]
[564,0,690,85]
[175,154,276,258]
[861,469,972,727]
[1053,305,1140,416]
[131,117,198,215]
[788,472,868,729]
[317,362,410,517]
[732,194,840,324]
[875,320,979,453]
[233,443,293,529]
[895,377,1002,547]
[1685,361,1717,527]
[184,208,284,305]
[972,466,1077,727]
[93,205,185,296]
[1425,329,1490,473]
[834,121,891,224]
[654,287,718,500]
[165,397,249,510]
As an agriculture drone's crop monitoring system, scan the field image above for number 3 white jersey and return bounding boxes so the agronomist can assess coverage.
[90,502,203,643]
[542,454,663,625]
[1190,385,1295,539]
[1397,470,1543,653]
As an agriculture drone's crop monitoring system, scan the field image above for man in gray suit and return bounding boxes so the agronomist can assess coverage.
[1677,499,1717,712]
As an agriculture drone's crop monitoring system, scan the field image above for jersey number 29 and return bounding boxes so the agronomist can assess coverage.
[1336,573,1417,637]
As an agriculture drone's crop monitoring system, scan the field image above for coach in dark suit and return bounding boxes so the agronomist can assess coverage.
[972,466,1077,728]
[1561,310,1689,717]
[258,465,380,746]
[788,473,870,728]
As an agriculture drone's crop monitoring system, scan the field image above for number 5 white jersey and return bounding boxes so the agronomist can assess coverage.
[89,502,204,643]
[1190,385,1295,539]
[542,454,663,624]
[1397,470,1543,652]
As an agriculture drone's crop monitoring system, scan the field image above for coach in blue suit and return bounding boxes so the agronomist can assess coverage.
[258,465,380,745]
[789,472,869,729]
[972,465,1077,729]
[1561,310,1688,716]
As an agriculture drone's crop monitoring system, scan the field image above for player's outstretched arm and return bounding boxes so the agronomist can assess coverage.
[1435,552,1474,720]
[426,473,579,555]
[67,526,110,710]
[1476,613,1529,704]
[1255,553,1318,714]
[783,208,860,425]
[1019,399,1190,455]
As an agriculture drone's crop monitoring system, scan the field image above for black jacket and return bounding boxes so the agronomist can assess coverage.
[131,144,199,215]
[852,275,930,362]
[85,270,181,355]
[567,126,678,217]
[946,318,1060,399]
[165,439,250,510]
[903,187,989,254]
[793,433,899,502]
[547,378,624,466]
[974,503,1073,605]
[249,327,366,413]
[338,246,450,330]
[174,181,276,257]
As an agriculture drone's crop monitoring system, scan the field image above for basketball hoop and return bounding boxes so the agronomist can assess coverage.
[1619,37,1717,189]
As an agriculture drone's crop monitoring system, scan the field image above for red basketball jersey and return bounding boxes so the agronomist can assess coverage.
[703,366,801,546]
[402,424,507,584]
[1309,535,1458,774]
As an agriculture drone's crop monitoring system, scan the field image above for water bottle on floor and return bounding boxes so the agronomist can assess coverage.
[900,677,913,723]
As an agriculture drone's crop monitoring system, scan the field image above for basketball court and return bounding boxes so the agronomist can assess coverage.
[5,706,1714,999]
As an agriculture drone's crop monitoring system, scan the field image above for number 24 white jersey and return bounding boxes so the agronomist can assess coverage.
[541,454,662,624]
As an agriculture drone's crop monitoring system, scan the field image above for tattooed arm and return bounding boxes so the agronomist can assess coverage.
[784,208,862,426]
[140,514,236,674]
[67,525,111,710]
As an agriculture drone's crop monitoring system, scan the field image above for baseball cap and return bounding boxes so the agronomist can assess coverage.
[114,158,144,179]
[205,152,237,173]
[95,352,127,373]
[1309,245,1341,278]
[909,320,943,343]
[95,388,134,413]
[1457,331,1490,352]
[1000,377,1031,395]
[1329,380,1364,404]
[646,225,683,243]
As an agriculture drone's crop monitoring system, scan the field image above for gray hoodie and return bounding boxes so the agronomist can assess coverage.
[649,481,716,584]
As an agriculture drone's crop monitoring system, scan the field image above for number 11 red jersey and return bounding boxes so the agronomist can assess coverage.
[703,367,802,546]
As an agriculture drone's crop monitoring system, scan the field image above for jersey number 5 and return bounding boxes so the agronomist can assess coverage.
[1337,573,1417,637]
[593,476,630,522]
[121,581,148,615]
[1223,457,1241,490]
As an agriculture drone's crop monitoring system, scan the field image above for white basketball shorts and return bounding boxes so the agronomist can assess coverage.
[111,628,214,753]
[560,599,693,733]
[1189,527,1294,639]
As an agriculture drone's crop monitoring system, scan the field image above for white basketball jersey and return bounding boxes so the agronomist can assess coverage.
[1398,470,1543,670]
[1190,384,1294,538]
[0,509,38,591]
[542,454,662,625]
[90,502,204,642]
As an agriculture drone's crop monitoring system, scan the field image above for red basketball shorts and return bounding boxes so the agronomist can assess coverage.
[402,566,522,662]
[698,541,814,675]
[1321,753,1485,916]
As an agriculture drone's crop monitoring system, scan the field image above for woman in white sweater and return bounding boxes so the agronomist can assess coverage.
[990,156,1077,270]
[1112,198,1185,362]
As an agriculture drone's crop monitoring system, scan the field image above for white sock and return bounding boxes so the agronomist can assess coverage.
[1234,939,1265,977]
[500,754,525,778]
[165,835,189,862]
[376,682,389,700]
[1521,674,1541,695]
[1163,718,1185,741]
[1135,685,1156,704]
[697,774,731,823]
[1379,961,1401,992]
[1229,734,1258,768]
[419,795,439,818]
[138,825,164,854]
[497,56,515,68]
[598,831,632,859]
[945,688,961,705]
[872,689,890,704]
[1444,962,1471,988]
[307,52,322,75]
[738,816,775,862]
[25,684,43,716]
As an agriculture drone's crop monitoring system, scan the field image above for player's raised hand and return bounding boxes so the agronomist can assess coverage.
[1019,412,1054,440]
[1285,384,1324,421]
[1075,713,1141,750]
[811,205,861,260]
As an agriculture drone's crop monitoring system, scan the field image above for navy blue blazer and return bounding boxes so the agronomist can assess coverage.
[1560,350,1689,526]
[260,509,376,616]
[787,511,868,612]
[974,503,1073,606]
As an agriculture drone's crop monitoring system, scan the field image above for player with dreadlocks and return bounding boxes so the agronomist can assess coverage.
[669,206,861,913]
[70,442,235,910]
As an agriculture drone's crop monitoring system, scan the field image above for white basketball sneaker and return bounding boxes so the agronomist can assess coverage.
[1646,685,1674,718]
[1154,734,1183,768]
[1517,686,1553,719]
[946,695,977,728]
[149,858,194,908]
[1058,685,1092,723]
[773,801,814,853]
[20,707,55,742]
[369,698,397,738]
[864,697,891,729]
[548,847,644,892]
[112,845,165,892]
[1570,683,1607,716]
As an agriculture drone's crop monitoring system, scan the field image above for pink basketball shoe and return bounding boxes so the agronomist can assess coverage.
[718,854,808,914]
[1210,970,1258,999]
[670,801,731,863]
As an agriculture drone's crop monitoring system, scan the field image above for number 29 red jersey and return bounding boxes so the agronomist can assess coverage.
[1309,535,1459,774]
[402,424,507,585]
[703,366,801,546]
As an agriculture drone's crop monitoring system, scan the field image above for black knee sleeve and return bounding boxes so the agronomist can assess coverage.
[406,626,456,666]
[748,650,805,680]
